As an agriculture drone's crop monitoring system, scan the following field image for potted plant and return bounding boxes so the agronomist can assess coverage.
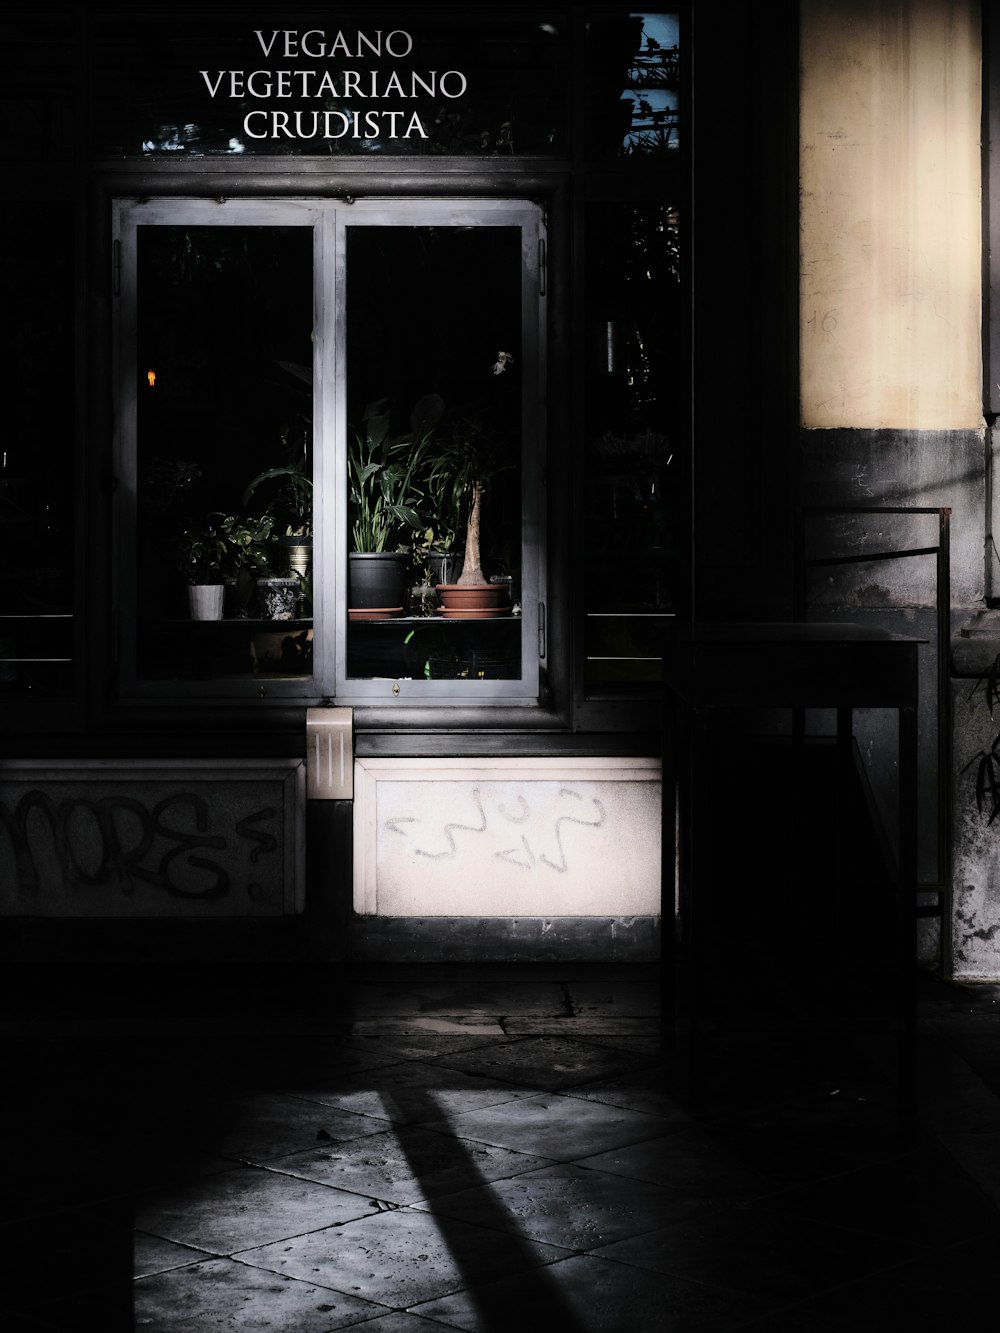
[347,395,439,611]
[424,391,515,615]
[216,512,277,615]
[241,464,313,585]
[174,518,230,620]
[174,512,276,620]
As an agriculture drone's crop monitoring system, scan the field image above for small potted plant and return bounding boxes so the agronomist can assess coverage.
[217,512,277,615]
[174,518,230,620]
[424,382,515,615]
[174,512,276,620]
[347,395,439,611]
[242,464,313,585]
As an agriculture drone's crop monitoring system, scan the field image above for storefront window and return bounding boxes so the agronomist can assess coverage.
[115,198,544,705]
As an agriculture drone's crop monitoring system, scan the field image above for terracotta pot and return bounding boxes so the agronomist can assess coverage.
[437,582,509,611]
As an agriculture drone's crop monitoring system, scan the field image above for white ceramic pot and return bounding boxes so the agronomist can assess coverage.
[188,584,225,620]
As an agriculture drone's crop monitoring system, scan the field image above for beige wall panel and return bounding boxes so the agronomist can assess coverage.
[800,0,982,429]
[353,757,661,918]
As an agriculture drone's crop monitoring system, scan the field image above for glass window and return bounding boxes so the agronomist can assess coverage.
[91,10,569,158]
[114,198,545,706]
[125,213,315,690]
[334,202,544,703]
[585,11,681,159]
[583,200,682,695]
[0,203,76,700]
[343,224,523,692]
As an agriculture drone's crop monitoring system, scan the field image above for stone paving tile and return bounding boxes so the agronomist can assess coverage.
[500,1016,661,1037]
[431,1091,667,1161]
[588,1204,921,1305]
[134,1230,211,1278]
[761,1158,1000,1249]
[428,1034,659,1090]
[280,1040,409,1078]
[349,1017,508,1039]
[934,1129,1000,1209]
[414,1161,682,1249]
[339,1316,463,1332]
[342,1028,515,1062]
[563,979,661,1015]
[134,1163,379,1254]
[717,1309,876,1332]
[410,1252,768,1333]
[286,1058,538,1126]
[267,1123,552,1205]
[574,1130,768,1197]
[573,1033,665,1059]
[237,1207,570,1309]
[133,1256,387,1330]
[781,1226,1000,1332]
[561,1063,691,1120]
[198,1092,389,1162]
[343,976,567,1018]
[704,1114,920,1190]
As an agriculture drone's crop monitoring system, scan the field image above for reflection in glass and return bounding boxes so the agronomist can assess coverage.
[345,226,523,682]
[135,225,314,680]
[586,11,680,158]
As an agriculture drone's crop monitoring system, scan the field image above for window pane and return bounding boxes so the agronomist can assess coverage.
[0,203,76,698]
[584,201,682,693]
[585,11,681,159]
[91,11,569,158]
[135,225,314,682]
[345,226,523,683]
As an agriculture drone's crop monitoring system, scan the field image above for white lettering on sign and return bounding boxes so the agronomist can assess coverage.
[197,27,468,143]
[252,30,415,60]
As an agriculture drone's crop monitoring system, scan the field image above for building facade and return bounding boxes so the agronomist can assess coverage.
[4,2,999,980]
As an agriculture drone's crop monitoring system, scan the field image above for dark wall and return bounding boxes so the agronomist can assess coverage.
[690,3,800,622]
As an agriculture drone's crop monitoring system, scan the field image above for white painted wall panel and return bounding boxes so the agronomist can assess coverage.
[353,757,661,917]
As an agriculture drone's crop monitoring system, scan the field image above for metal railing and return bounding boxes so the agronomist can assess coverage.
[794,505,952,972]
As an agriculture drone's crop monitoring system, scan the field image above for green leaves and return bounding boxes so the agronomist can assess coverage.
[348,404,434,552]
[174,511,276,585]
[241,466,312,537]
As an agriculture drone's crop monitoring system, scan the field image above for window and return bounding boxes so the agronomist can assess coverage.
[582,200,682,695]
[0,202,77,704]
[113,196,546,706]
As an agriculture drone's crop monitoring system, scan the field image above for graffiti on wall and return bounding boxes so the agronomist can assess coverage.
[359,765,662,918]
[385,786,608,874]
[0,764,303,915]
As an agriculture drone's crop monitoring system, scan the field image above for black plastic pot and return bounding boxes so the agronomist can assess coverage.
[348,551,409,609]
